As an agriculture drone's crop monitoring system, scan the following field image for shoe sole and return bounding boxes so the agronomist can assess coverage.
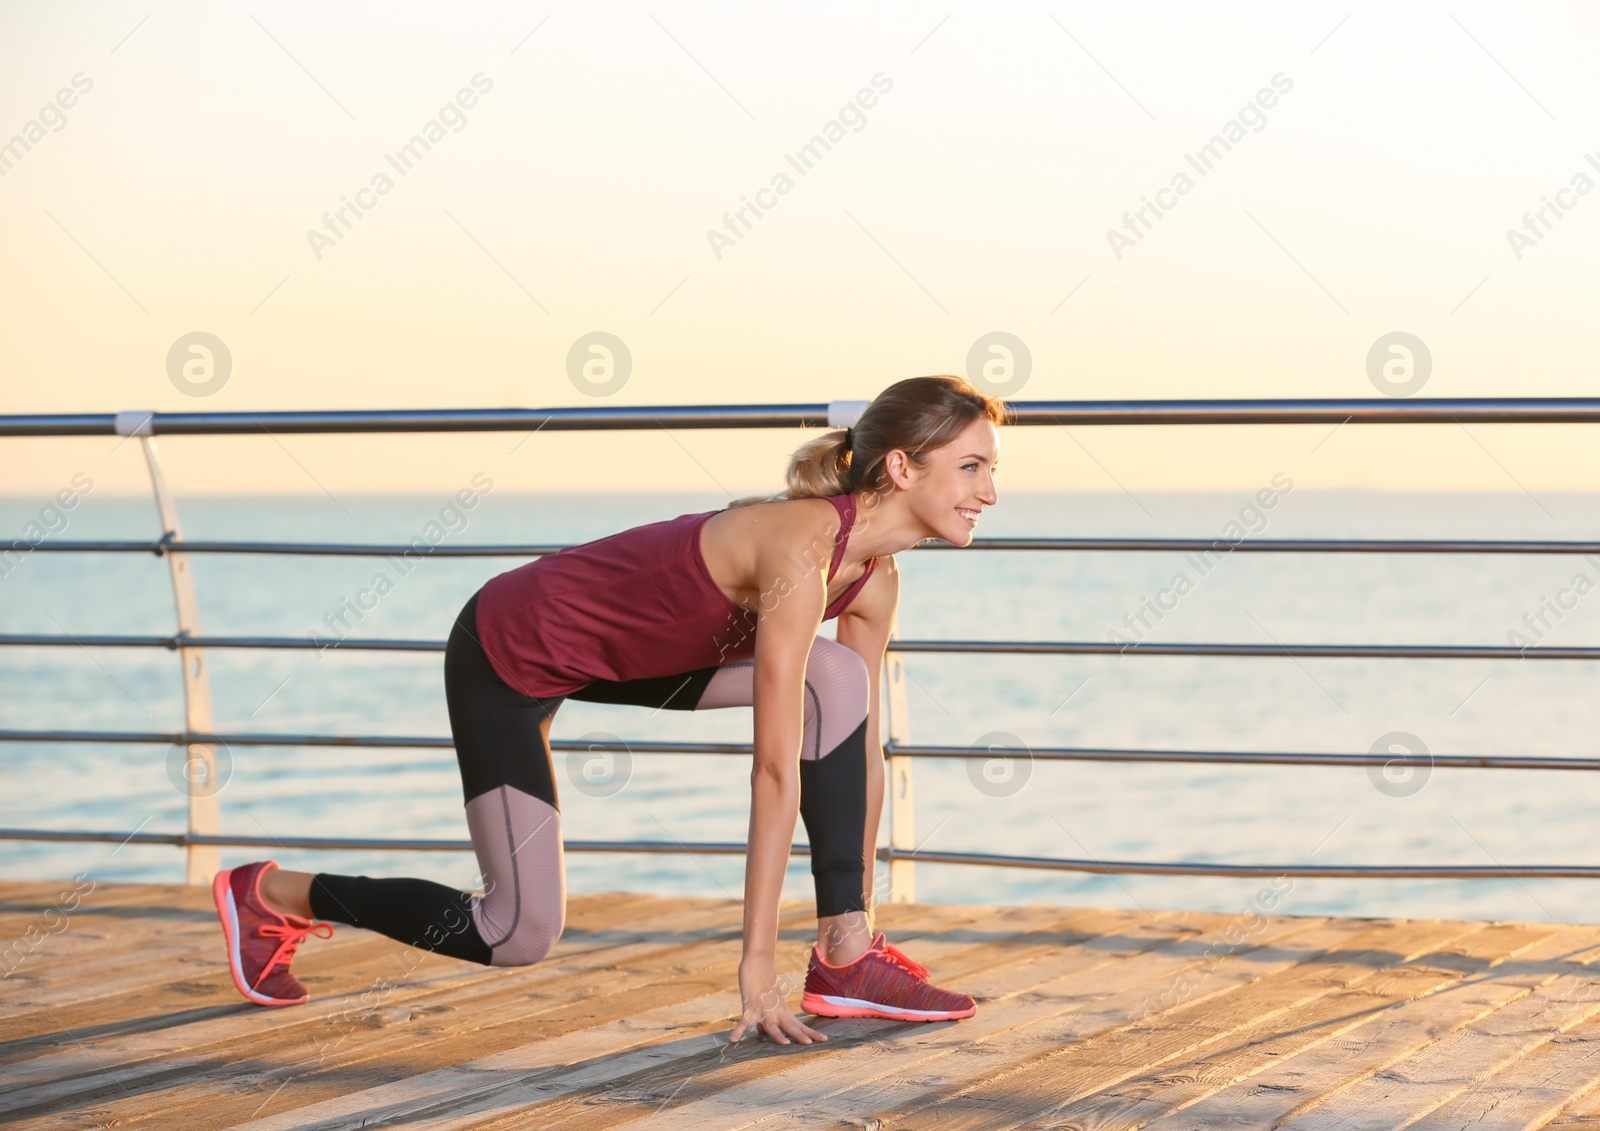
[212,869,309,1007]
[801,991,976,1022]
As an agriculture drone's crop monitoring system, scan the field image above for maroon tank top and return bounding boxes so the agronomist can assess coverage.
[475,492,879,698]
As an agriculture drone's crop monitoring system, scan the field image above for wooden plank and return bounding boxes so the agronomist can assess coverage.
[1,931,438,1037]
[0,934,488,1077]
[1410,1027,1600,1130]
[144,900,1014,1130]
[341,910,1331,1131]
[1,879,429,1013]
[277,907,1158,1131]
[0,890,729,1085]
[1091,968,1486,1129]
[1138,924,1600,1129]
[1015,920,1564,1131]
[1043,927,1568,1126]
[5,937,223,1004]
[0,893,784,1113]
[1281,961,1600,1128]
[214,904,1140,1131]
[0,889,695,1029]
[1539,1020,1600,1128]
[876,917,1510,1131]
[628,915,1445,1131]
[3,897,1009,1128]
[529,891,701,933]
[0,879,104,906]
[0,881,202,907]
[2,890,747,1062]
[17,880,1600,1131]
[0,882,214,980]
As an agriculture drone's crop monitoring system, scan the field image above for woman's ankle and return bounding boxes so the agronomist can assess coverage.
[817,910,872,965]
[259,867,315,919]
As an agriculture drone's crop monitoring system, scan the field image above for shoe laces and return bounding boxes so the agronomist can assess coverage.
[259,919,333,973]
[874,938,929,980]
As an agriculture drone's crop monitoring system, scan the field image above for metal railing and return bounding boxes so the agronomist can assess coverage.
[3,398,1598,898]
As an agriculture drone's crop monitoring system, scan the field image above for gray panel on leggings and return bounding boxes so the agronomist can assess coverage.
[465,785,567,967]
[694,636,868,760]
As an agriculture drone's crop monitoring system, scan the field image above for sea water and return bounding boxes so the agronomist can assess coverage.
[3,488,1600,926]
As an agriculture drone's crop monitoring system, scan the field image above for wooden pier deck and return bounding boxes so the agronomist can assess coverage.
[7,880,1600,1129]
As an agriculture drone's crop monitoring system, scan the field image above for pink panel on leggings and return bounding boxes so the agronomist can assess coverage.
[465,786,567,967]
[694,635,869,760]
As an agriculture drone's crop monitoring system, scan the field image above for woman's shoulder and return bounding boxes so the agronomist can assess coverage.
[716,493,842,530]
[703,494,845,563]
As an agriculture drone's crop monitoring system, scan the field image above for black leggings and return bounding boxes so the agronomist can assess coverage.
[308,588,872,965]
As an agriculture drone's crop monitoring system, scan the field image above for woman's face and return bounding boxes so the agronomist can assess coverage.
[902,417,1000,547]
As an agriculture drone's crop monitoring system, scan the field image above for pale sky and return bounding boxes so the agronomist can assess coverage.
[3,0,1598,499]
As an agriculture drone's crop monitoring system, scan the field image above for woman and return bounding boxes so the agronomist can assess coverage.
[212,374,1004,1046]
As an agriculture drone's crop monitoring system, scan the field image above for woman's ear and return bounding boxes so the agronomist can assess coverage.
[881,449,914,491]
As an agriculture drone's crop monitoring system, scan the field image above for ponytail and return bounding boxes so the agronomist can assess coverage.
[726,374,1007,509]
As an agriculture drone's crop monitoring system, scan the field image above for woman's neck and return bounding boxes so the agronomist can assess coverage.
[841,490,925,561]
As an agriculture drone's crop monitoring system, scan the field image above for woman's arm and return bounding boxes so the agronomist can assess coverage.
[729,518,831,1045]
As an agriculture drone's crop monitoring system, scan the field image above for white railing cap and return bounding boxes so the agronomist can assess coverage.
[114,411,156,437]
[827,400,870,427]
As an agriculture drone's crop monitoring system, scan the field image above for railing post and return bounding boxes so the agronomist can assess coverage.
[884,642,915,903]
[128,422,219,885]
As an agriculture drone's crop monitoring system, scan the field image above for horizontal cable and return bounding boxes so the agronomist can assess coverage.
[0,728,747,755]
[22,535,1600,557]
[2,631,1594,661]
[0,405,824,438]
[0,827,793,856]
[891,743,1600,772]
[943,537,1600,555]
[0,632,446,652]
[893,641,1600,660]
[3,729,1599,773]
[4,827,1596,880]
[878,847,1600,880]
[22,538,568,558]
[9,398,1600,437]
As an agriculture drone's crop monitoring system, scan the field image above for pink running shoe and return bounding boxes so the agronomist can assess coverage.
[801,934,976,1022]
[866,931,929,981]
[213,860,333,1007]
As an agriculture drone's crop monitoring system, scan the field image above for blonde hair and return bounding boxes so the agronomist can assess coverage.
[725,374,1008,510]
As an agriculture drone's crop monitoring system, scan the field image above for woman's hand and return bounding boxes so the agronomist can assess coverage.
[730,956,829,1045]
